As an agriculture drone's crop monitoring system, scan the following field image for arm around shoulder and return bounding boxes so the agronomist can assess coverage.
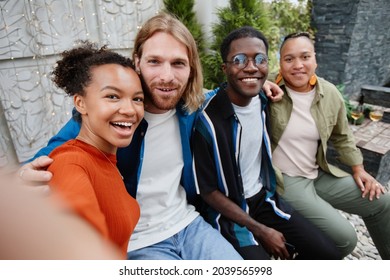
[18,113,81,188]
[28,112,81,162]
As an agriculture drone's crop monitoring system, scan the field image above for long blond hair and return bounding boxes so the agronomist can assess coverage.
[133,12,204,113]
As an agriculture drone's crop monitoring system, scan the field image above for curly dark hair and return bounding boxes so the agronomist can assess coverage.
[52,40,134,97]
[52,40,135,122]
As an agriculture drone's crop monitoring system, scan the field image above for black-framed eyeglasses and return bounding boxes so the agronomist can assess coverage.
[224,53,268,69]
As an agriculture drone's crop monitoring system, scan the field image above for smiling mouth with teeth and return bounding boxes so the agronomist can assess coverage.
[111,122,133,128]
[159,88,174,92]
[241,78,259,82]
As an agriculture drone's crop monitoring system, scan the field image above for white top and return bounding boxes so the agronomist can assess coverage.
[128,109,198,251]
[232,97,264,198]
[272,87,320,179]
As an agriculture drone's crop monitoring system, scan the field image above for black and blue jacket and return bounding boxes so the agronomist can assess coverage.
[192,85,291,250]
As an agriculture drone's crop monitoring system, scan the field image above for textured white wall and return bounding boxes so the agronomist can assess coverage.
[0,0,228,169]
[0,0,163,168]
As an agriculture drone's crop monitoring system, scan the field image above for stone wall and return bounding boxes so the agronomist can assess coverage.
[312,0,390,99]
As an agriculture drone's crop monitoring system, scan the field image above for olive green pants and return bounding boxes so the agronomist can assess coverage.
[281,171,390,259]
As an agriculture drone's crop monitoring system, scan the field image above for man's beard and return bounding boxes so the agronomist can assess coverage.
[141,78,184,111]
[148,92,181,111]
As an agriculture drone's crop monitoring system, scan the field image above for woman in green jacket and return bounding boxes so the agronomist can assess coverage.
[269,32,390,259]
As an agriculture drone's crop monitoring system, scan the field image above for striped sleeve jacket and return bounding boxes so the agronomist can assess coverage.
[192,85,290,249]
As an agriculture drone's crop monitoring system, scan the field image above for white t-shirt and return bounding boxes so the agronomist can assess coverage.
[128,109,198,251]
[232,97,264,198]
[272,87,320,179]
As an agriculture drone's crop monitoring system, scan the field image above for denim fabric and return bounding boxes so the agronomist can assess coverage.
[127,216,243,260]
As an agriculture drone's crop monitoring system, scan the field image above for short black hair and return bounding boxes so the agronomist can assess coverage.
[280,32,313,51]
[220,26,269,62]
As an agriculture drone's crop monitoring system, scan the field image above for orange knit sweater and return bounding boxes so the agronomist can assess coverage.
[48,139,140,258]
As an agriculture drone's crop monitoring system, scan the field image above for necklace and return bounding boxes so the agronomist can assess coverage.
[76,136,124,180]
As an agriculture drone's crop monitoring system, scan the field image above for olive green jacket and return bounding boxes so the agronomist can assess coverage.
[268,76,363,194]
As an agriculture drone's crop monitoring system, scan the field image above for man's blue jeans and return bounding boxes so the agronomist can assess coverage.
[127,216,243,260]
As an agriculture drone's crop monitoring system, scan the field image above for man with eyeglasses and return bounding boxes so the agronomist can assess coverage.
[192,26,341,260]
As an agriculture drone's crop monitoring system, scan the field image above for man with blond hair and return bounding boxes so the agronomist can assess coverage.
[22,13,242,260]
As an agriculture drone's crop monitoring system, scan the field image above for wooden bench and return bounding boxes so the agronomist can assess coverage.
[327,85,390,186]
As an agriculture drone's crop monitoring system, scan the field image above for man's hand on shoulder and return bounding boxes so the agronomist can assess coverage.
[263,80,283,102]
[17,156,54,192]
